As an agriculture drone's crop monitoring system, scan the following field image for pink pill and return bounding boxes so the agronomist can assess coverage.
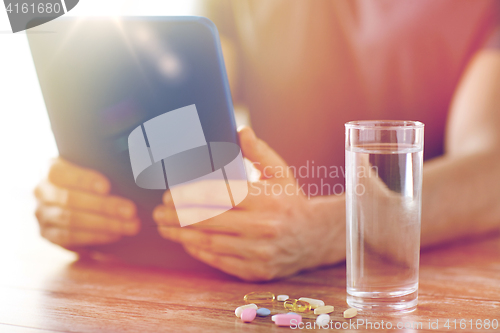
[274,314,302,326]
[240,308,257,323]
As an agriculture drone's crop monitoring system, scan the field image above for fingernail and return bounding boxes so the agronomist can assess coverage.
[93,181,107,193]
[163,194,173,205]
[119,205,134,218]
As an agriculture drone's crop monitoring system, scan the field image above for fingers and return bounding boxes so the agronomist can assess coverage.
[153,205,279,238]
[183,245,275,281]
[35,180,136,219]
[159,227,276,261]
[36,203,140,236]
[36,157,141,250]
[40,225,122,248]
[48,157,110,194]
[238,126,291,180]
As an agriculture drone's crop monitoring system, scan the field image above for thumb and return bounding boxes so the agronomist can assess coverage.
[238,126,291,180]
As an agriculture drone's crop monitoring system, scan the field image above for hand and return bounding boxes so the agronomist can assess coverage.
[153,127,345,281]
[34,157,140,250]
[354,154,420,267]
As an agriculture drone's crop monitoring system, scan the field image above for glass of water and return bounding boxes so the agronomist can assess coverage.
[345,120,424,312]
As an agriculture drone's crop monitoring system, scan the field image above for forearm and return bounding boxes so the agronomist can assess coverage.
[313,148,500,263]
[421,50,500,247]
[421,151,500,247]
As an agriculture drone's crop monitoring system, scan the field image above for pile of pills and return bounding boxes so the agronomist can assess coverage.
[234,292,358,327]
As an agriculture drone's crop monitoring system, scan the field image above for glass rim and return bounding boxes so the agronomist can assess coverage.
[345,120,424,130]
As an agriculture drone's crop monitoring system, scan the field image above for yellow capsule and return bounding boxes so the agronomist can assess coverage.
[284,299,311,313]
[244,291,275,304]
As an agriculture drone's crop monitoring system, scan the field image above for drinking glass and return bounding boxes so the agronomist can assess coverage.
[345,120,424,312]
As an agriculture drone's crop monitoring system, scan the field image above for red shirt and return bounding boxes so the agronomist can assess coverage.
[206,0,500,193]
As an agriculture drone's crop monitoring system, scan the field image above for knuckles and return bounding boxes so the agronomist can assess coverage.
[198,232,213,250]
[59,208,73,227]
[255,246,277,263]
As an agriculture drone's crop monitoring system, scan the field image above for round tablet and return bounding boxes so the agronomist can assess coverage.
[256,308,271,317]
[316,314,331,327]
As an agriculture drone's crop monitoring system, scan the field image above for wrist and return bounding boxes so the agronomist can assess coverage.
[306,194,346,266]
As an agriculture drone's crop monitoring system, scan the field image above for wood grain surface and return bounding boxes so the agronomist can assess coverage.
[1,28,499,333]
[1,212,500,332]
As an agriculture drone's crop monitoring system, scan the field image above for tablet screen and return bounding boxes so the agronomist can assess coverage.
[28,17,241,267]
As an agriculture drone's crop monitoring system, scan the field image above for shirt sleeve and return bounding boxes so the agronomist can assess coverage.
[198,0,243,102]
[484,26,500,49]
[199,0,239,42]
[483,1,500,49]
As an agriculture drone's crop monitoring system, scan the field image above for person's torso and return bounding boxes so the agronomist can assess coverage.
[229,0,497,193]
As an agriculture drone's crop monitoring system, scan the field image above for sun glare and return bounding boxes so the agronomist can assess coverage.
[66,0,200,17]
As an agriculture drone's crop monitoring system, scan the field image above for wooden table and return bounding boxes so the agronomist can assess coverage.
[1,206,500,333]
[2,31,500,333]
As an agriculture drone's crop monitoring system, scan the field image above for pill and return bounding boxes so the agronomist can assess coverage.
[314,305,334,315]
[256,308,271,317]
[274,314,302,327]
[343,308,358,319]
[298,297,325,309]
[272,312,298,322]
[316,314,331,327]
[271,312,300,321]
[284,299,311,313]
[244,291,275,304]
[277,294,289,301]
[241,308,257,323]
[235,304,258,318]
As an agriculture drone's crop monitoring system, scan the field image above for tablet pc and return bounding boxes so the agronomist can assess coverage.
[28,16,241,268]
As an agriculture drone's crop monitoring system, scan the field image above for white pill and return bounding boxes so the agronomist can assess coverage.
[235,304,258,318]
[271,314,277,322]
[343,308,358,319]
[316,314,331,327]
[298,297,325,309]
[277,295,289,301]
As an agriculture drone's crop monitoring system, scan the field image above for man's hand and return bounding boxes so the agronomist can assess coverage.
[34,157,140,250]
[153,127,345,281]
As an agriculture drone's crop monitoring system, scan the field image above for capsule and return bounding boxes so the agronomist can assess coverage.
[244,291,275,304]
[272,312,298,322]
[274,314,302,327]
[298,297,325,309]
[284,299,311,313]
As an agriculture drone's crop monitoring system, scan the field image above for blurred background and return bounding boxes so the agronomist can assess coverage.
[0,0,201,262]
